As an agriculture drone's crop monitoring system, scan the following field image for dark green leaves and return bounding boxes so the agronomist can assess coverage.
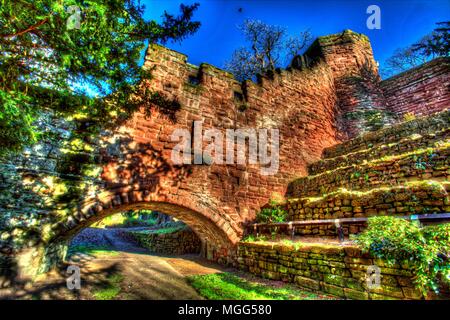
[353,216,450,295]
[412,21,450,58]
[0,0,200,154]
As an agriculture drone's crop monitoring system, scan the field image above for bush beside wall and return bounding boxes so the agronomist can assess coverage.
[237,241,426,300]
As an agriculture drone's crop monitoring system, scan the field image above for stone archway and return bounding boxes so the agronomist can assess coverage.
[16,189,240,278]
[3,30,399,280]
[62,193,238,257]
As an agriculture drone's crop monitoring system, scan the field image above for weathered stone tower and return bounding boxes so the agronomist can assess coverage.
[305,30,388,138]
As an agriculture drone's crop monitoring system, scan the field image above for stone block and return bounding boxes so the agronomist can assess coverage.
[321,282,345,297]
[295,276,321,291]
[344,288,369,300]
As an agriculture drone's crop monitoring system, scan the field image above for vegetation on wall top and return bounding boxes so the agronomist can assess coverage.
[353,216,450,296]
[256,202,287,224]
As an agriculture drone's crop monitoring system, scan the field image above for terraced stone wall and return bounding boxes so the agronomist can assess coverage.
[288,148,449,198]
[288,111,450,199]
[311,130,449,176]
[238,242,425,300]
[282,110,449,237]
[322,110,450,160]
[284,181,449,237]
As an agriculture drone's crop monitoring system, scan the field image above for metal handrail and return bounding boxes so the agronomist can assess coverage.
[252,212,450,228]
[250,213,450,242]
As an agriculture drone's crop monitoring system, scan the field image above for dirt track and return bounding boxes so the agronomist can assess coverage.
[0,228,227,300]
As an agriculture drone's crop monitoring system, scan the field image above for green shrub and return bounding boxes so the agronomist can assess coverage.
[256,204,287,224]
[242,234,267,242]
[352,216,450,295]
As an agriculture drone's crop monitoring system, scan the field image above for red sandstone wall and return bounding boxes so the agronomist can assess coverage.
[99,31,421,250]
[93,33,450,253]
[381,57,450,117]
[98,43,341,249]
[311,30,386,139]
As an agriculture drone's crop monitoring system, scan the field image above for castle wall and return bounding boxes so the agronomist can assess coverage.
[310,30,388,139]
[381,57,450,117]
[2,30,449,279]
[108,42,342,235]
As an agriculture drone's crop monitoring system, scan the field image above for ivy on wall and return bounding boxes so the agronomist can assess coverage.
[353,216,450,295]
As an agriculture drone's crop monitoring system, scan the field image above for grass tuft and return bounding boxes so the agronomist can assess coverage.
[93,274,124,300]
[67,245,120,257]
[187,272,337,300]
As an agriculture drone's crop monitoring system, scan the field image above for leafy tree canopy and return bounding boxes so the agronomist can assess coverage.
[0,0,200,154]
[381,21,449,78]
[412,21,449,58]
[225,19,312,82]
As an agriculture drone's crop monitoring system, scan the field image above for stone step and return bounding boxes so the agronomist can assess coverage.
[309,129,449,175]
[287,145,449,198]
[285,180,449,221]
[322,110,449,160]
[281,180,449,238]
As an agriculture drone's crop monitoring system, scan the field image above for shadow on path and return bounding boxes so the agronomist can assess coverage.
[0,227,227,300]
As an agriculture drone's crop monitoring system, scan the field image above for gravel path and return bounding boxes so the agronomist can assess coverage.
[0,227,225,300]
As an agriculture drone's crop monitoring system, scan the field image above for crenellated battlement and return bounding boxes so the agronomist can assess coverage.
[142,30,398,139]
[143,29,446,140]
[145,30,376,88]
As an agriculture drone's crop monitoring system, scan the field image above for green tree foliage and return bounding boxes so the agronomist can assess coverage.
[225,19,312,82]
[412,21,449,58]
[353,216,450,295]
[381,21,449,78]
[0,0,200,154]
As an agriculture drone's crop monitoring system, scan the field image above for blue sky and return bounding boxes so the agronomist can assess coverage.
[144,0,449,73]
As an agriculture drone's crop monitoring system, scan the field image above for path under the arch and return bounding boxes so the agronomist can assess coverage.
[0,228,229,300]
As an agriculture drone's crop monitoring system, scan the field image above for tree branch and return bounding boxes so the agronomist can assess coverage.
[3,18,48,38]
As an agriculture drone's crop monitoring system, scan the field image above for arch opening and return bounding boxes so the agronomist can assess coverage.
[64,201,235,250]
[21,198,239,279]
[69,209,205,266]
